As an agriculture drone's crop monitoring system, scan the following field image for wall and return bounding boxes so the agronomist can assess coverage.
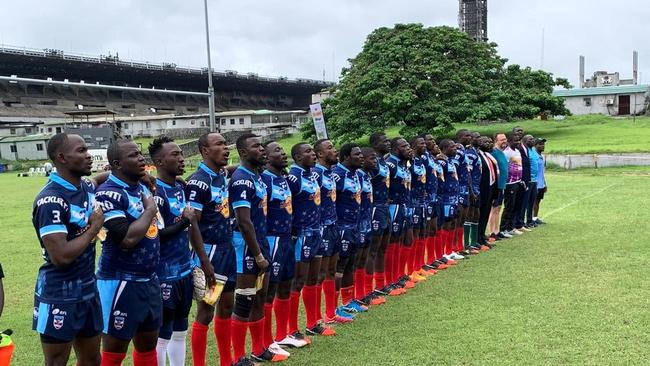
[218,115,251,132]
[0,140,48,160]
[546,153,650,169]
[563,92,647,115]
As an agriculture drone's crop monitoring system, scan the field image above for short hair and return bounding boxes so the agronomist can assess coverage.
[439,139,455,150]
[369,132,386,146]
[148,135,175,160]
[391,137,405,151]
[506,132,516,142]
[291,142,309,161]
[512,126,523,132]
[262,140,276,149]
[456,129,470,139]
[409,135,424,147]
[47,133,69,161]
[339,143,359,161]
[313,138,330,154]
[198,132,211,151]
[494,132,506,141]
[236,133,259,152]
[107,139,132,167]
[360,146,375,156]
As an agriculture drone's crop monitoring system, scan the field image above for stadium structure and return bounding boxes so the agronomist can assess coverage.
[458,0,488,42]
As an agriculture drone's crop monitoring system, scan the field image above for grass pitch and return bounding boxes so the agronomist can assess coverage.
[1,166,649,365]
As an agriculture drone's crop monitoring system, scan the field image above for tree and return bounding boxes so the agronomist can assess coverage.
[312,23,569,143]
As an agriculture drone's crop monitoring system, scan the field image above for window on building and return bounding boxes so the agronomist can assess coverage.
[230,118,235,125]
[10,145,16,153]
[56,127,62,134]
[47,127,52,133]
[172,120,176,126]
[123,123,129,129]
[36,143,44,151]
[239,118,244,125]
[191,120,195,125]
[25,128,32,134]
[584,97,592,106]
[220,118,226,125]
[201,121,205,127]
[9,128,16,135]
[145,122,151,129]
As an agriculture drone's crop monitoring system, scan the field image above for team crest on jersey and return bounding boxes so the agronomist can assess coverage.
[53,315,65,330]
[161,284,172,301]
[282,196,293,214]
[145,217,159,239]
[303,244,311,258]
[312,188,321,206]
[246,256,255,270]
[114,316,125,330]
[341,240,349,252]
[260,196,268,216]
[392,222,400,233]
[372,220,380,232]
[413,215,419,224]
[329,189,336,202]
[272,262,281,276]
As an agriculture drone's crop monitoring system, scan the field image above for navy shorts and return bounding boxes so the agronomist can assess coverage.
[338,226,359,258]
[267,235,296,283]
[388,204,406,237]
[459,186,470,207]
[159,274,193,339]
[195,244,236,292]
[233,231,270,276]
[293,228,322,263]
[371,205,390,235]
[320,224,339,257]
[33,295,102,342]
[443,204,459,222]
[411,205,427,229]
[358,218,372,249]
[97,278,162,340]
[426,201,439,221]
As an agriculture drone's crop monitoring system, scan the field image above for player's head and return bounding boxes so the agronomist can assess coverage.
[370,132,390,155]
[339,143,362,170]
[107,139,146,181]
[535,138,546,153]
[47,133,92,177]
[506,132,519,148]
[439,138,457,157]
[360,147,377,171]
[198,132,229,168]
[409,136,426,155]
[291,142,316,169]
[423,133,436,152]
[391,137,411,160]
[478,136,493,152]
[494,132,507,150]
[148,135,185,177]
[512,126,524,140]
[522,134,535,148]
[456,129,472,145]
[236,133,266,168]
[314,138,338,166]
[264,140,288,171]
[471,131,481,147]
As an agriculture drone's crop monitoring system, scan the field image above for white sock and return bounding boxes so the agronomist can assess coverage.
[533,216,538,221]
[156,337,169,366]
[167,330,188,366]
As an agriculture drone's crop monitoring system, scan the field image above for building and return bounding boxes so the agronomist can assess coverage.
[459,0,488,42]
[0,120,42,137]
[553,84,650,116]
[0,133,51,160]
[116,114,209,139]
[217,109,308,135]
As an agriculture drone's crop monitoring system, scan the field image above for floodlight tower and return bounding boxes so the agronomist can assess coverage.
[459,0,488,42]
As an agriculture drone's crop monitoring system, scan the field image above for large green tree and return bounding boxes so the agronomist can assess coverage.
[313,24,570,143]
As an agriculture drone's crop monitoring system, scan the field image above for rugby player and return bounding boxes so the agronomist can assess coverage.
[437,139,460,267]
[423,134,448,271]
[533,138,547,225]
[260,141,304,356]
[286,143,333,338]
[185,132,234,366]
[488,133,511,241]
[407,136,431,282]
[452,130,472,260]
[149,136,210,366]
[95,139,162,366]
[464,132,482,254]
[32,133,105,366]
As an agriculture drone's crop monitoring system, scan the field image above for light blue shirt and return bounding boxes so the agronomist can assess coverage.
[528,148,539,183]
[537,152,546,189]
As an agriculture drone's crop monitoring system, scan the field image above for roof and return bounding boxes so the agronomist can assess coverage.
[215,109,307,117]
[0,133,52,143]
[553,84,650,97]
[64,108,117,116]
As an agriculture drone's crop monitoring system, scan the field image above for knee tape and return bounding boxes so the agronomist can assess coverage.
[234,288,256,318]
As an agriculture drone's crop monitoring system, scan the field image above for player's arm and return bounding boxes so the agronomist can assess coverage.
[100,192,157,249]
[38,204,105,267]
[184,180,216,285]
[90,171,111,187]
[231,179,268,270]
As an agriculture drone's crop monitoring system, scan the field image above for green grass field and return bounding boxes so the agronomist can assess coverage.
[2,166,650,364]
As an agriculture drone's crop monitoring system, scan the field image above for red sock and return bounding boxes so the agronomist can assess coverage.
[263,304,274,348]
[213,317,232,366]
[101,351,126,366]
[446,230,455,255]
[287,291,300,334]
[398,246,409,279]
[190,321,209,366]
[434,233,443,260]
[364,272,374,296]
[302,285,318,329]
[392,244,402,282]
[354,269,365,300]
[374,272,385,289]
[417,238,426,268]
[322,279,337,319]
[133,349,157,366]
[249,318,265,356]
[273,297,290,342]
[231,318,248,361]
[315,283,323,322]
[340,286,354,305]
[407,243,416,274]
[426,236,435,263]
[456,227,465,251]
[384,244,394,284]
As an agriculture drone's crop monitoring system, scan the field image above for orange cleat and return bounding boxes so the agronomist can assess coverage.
[446,258,457,266]
[404,280,415,289]
[436,263,449,270]
[410,271,426,282]
[480,245,490,252]
[420,268,437,276]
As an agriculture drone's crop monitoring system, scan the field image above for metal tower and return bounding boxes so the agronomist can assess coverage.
[459,0,488,42]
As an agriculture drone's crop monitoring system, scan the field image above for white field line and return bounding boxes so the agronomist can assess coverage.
[543,183,617,219]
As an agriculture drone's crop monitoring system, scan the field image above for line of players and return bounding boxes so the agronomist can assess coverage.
[30,126,546,366]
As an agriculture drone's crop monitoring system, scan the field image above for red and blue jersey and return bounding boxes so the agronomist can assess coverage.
[154,179,193,282]
[229,166,268,239]
[370,155,390,205]
[287,164,321,231]
[313,164,337,225]
[96,174,161,281]
[32,173,98,303]
[262,170,292,236]
[185,163,231,247]
[409,155,427,206]
[386,154,410,205]
[438,159,459,205]
[331,163,361,226]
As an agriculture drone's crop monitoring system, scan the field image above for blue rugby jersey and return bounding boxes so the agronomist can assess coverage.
[154,179,193,282]
[357,169,373,225]
[386,154,410,205]
[331,163,361,226]
[261,170,292,236]
[185,162,231,247]
[453,145,470,186]
[287,164,321,231]
[424,152,441,202]
[370,154,390,205]
[229,166,268,239]
[96,174,161,281]
[409,154,427,206]
[313,164,337,225]
[438,159,460,205]
[32,173,97,303]
[466,147,482,190]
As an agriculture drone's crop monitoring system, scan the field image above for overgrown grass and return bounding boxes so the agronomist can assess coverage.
[2,166,650,364]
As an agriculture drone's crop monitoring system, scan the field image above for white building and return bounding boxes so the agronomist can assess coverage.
[553,84,650,116]
[0,133,51,160]
[216,110,308,135]
[117,114,208,138]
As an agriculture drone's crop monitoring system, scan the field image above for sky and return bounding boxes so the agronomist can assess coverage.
[0,0,647,87]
